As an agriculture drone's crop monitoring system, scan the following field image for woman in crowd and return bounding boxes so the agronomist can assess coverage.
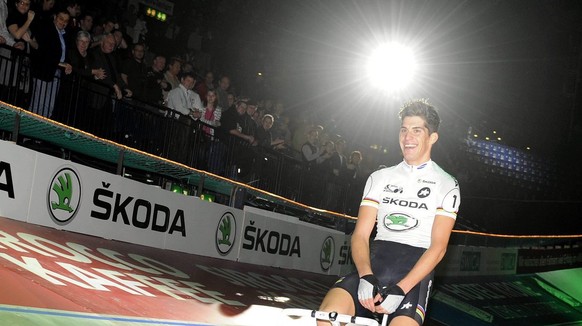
[68,31,105,79]
[198,89,223,174]
[199,89,222,137]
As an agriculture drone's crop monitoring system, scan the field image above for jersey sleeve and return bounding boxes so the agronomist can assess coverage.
[360,172,381,209]
[437,177,461,219]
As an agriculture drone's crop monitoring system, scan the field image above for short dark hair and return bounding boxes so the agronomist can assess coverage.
[79,12,93,21]
[180,71,195,81]
[399,99,440,134]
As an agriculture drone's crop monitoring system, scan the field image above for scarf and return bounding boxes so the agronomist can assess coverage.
[203,107,215,136]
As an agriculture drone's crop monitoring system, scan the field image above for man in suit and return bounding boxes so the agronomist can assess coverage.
[29,9,72,118]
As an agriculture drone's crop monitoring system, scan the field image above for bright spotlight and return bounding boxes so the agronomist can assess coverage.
[366,43,417,92]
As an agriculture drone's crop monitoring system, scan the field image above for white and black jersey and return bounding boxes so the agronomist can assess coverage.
[361,160,460,249]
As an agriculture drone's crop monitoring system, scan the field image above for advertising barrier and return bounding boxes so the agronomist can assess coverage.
[0,141,35,222]
[0,140,354,275]
[238,206,348,275]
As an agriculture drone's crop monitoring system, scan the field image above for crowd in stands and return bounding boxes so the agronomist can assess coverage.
[0,0,370,213]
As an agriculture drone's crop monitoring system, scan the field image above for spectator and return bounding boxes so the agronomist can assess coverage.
[181,60,195,74]
[91,17,116,48]
[120,42,147,100]
[163,17,180,49]
[322,138,349,212]
[78,12,93,33]
[302,128,322,171]
[195,70,214,103]
[68,31,103,78]
[255,114,285,149]
[122,3,137,40]
[317,140,335,173]
[165,71,203,124]
[62,0,80,43]
[275,115,292,149]
[0,0,15,46]
[251,106,262,127]
[112,29,129,59]
[270,100,286,139]
[89,33,129,100]
[199,89,222,137]
[30,0,54,34]
[165,71,203,164]
[65,11,92,47]
[162,56,181,99]
[219,99,253,144]
[0,0,27,100]
[301,128,324,206]
[6,0,37,50]
[331,138,348,178]
[345,150,363,182]
[216,75,230,112]
[144,54,169,105]
[198,89,223,174]
[219,100,255,180]
[64,0,81,28]
[29,9,73,118]
[86,33,130,135]
[129,13,147,44]
[226,92,236,111]
[344,150,366,215]
[241,99,258,141]
[58,30,104,124]
[291,111,312,152]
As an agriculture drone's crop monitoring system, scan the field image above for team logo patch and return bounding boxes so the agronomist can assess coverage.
[417,187,431,198]
[47,167,82,225]
[216,212,237,255]
[383,184,403,193]
[383,213,418,231]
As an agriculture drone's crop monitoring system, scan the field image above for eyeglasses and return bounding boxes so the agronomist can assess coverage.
[18,1,31,6]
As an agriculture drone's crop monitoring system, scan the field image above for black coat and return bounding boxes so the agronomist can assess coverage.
[31,21,67,81]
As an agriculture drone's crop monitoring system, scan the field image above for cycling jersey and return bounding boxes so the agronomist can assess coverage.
[361,160,460,249]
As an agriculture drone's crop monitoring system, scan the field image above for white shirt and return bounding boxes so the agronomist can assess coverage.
[166,84,203,117]
[0,0,16,46]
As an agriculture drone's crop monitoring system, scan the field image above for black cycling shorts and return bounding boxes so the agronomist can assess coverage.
[331,240,433,325]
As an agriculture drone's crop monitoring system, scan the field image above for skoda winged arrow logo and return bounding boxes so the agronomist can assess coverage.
[216,212,236,255]
[48,167,81,225]
[384,213,419,231]
[320,236,335,271]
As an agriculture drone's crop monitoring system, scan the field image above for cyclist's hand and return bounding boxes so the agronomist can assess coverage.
[358,274,382,311]
[376,284,405,314]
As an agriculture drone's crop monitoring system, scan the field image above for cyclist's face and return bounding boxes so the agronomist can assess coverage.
[399,116,437,166]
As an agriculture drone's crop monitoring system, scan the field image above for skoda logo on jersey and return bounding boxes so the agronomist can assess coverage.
[384,184,403,193]
[383,213,418,231]
[47,166,82,225]
[320,236,335,271]
[216,212,237,255]
[417,187,431,198]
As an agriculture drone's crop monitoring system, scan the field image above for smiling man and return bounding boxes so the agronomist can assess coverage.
[318,99,461,326]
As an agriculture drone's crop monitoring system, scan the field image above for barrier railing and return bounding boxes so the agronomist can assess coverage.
[0,44,363,217]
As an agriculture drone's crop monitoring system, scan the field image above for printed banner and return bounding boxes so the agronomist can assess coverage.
[238,206,348,275]
[0,141,35,222]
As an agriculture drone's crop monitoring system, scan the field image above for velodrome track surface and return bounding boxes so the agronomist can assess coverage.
[0,216,336,326]
[2,215,582,326]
